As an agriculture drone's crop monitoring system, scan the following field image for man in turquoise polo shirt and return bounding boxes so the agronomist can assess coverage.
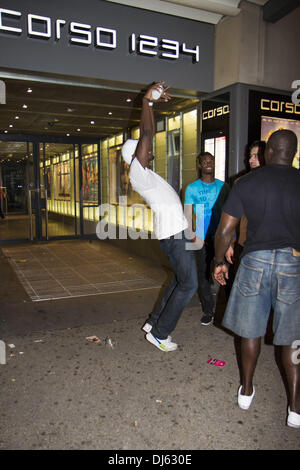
[185,152,230,325]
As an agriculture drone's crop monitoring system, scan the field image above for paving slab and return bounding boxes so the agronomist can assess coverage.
[0,240,299,450]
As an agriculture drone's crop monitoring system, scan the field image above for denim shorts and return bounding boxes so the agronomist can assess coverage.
[222,248,300,345]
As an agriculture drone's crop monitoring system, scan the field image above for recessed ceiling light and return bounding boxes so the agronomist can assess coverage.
[9,124,13,128]
[4,130,8,133]
[15,116,19,119]
[66,133,70,136]
[23,104,27,109]
[27,88,32,93]
[77,128,80,132]
[126,98,132,103]
[108,112,112,115]
[90,120,95,124]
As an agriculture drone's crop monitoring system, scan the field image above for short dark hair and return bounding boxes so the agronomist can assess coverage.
[197,152,214,165]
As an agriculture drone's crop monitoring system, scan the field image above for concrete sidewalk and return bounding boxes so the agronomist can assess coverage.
[0,240,299,450]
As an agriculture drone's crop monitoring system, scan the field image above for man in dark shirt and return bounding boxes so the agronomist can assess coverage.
[213,129,300,428]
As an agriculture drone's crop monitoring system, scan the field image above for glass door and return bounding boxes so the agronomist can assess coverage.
[0,141,36,241]
[80,143,100,236]
[40,142,77,239]
[0,138,100,242]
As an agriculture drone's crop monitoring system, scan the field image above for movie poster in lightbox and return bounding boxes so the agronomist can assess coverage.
[54,161,71,199]
[82,156,98,202]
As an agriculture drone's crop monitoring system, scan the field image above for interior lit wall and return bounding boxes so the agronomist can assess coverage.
[155,129,167,180]
[182,109,198,194]
[41,108,198,235]
[101,139,109,206]
[100,108,198,235]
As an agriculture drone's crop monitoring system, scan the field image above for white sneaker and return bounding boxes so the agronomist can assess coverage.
[237,385,255,410]
[142,322,152,333]
[287,407,300,428]
[142,322,172,340]
[146,332,177,352]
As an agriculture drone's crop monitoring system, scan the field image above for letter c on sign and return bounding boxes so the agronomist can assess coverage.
[261,99,270,111]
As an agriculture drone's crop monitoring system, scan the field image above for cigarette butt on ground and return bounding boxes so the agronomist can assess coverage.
[86,336,101,343]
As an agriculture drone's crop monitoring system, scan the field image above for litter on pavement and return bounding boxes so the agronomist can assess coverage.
[86,336,101,343]
[206,357,227,367]
[105,337,115,349]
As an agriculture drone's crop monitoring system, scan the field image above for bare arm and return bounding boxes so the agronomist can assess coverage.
[135,82,170,168]
[213,211,239,285]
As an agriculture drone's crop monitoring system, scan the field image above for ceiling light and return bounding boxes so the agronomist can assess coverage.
[27,88,32,93]
[66,133,70,136]
[90,120,95,124]
[9,124,13,128]
[4,130,8,133]
[108,112,112,115]
[23,104,27,108]
[15,116,19,119]
[126,98,132,103]
[67,108,74,112]
[77,128,80,132]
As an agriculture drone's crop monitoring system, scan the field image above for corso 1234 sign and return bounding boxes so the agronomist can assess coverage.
[0,8,200,62]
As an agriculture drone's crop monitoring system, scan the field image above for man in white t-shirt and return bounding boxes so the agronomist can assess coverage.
[121,82,198,352]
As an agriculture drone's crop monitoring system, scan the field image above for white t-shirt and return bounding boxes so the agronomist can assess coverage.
[129,157,188,240]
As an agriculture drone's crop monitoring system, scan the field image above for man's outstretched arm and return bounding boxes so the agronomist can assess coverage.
[135,82,170,168]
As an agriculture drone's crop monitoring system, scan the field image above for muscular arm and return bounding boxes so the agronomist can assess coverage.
[214,211,239,262]
[213,211,239,285]
[134,82,170,169]
[134,96,155,169]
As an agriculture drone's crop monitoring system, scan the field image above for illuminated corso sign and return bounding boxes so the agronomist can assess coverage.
[202,105,230,120]
[260,99,300,115]
[0,8,200,63]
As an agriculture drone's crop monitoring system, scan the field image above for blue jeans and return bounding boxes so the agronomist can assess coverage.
[149,231,198,340]
[222,248,300,345]
[194,237,215,315]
